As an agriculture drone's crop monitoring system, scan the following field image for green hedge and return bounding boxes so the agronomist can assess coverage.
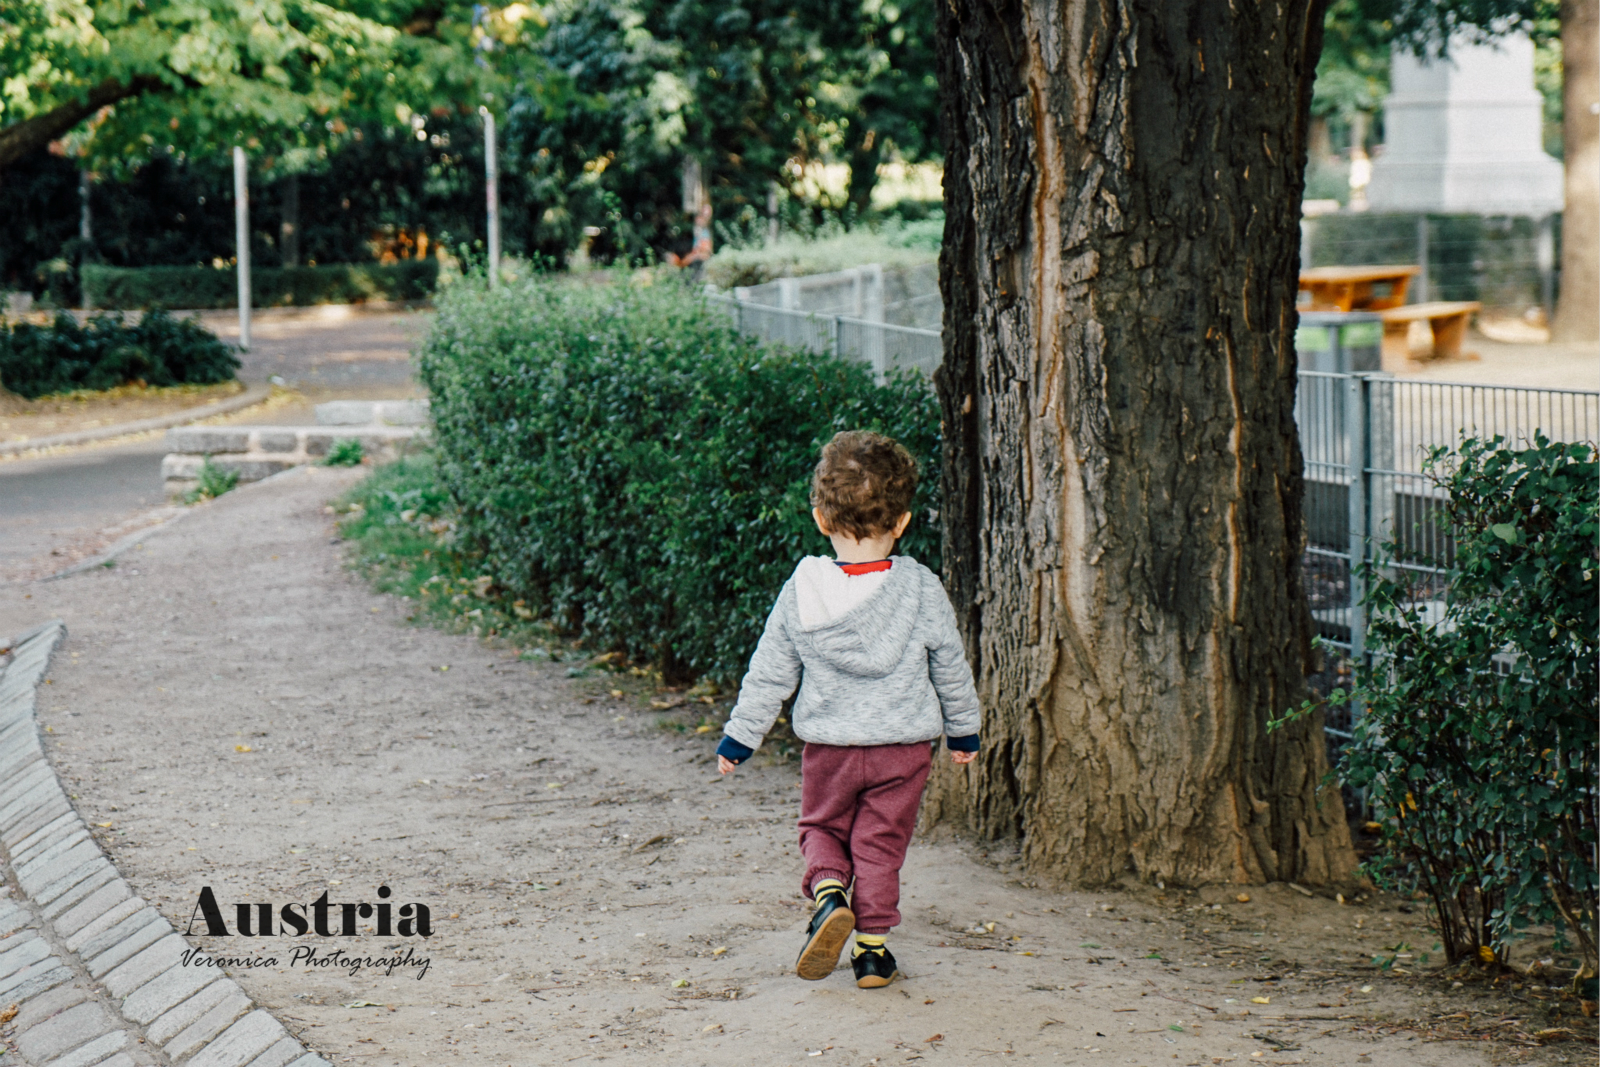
[80,261,440,310]
[0,310,239,399]
[419,275,942,682]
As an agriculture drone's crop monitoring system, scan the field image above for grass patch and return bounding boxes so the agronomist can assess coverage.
[324,437,365,466]
[184,456,239,504]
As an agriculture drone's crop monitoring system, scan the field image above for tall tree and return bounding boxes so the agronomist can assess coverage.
[925,0,1359,886]
[1552,0,1596,341]
[0,0,394,172]
[831,0,941,215]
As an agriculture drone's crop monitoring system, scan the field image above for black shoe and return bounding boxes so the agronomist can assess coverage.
[851,944,899,988]
[795,889,854,980]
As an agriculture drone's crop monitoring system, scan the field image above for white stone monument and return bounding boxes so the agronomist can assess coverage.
[1367,33,1563,216]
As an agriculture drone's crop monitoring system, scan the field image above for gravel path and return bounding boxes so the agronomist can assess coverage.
[0,468,1549,1066]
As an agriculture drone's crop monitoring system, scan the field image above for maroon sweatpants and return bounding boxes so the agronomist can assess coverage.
[797,740,933,934]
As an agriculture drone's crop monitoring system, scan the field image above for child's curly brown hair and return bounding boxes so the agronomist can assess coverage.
[810,430,919,541]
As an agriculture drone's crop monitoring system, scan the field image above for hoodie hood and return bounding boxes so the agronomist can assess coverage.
[790,556,922,677]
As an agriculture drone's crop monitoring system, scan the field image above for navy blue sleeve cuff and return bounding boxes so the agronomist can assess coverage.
[946,734,980,752]
[717,735,756,763]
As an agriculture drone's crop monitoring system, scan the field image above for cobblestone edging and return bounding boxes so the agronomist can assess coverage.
[0,622,330,1067]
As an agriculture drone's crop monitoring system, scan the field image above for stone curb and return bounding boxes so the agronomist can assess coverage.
[0,385,273,459]
[0,622,330,1067]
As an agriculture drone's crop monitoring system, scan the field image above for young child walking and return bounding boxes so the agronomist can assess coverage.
[716,430,980,988]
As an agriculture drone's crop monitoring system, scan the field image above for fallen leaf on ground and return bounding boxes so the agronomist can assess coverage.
[0,1004,15,1024]
[234,744,252,752]
[1251,997,1271,1004]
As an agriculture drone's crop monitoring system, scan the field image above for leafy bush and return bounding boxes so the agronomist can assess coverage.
[1339,436,1597,977]
[80,261,440,310]
[419,273,941,683]
[0,310,239,399]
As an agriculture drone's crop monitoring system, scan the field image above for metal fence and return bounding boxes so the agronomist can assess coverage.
[1298,373,1598,740]
[710,294,1600,741]
[707,295,943,382]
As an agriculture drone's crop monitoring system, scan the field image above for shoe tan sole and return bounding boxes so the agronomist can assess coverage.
[856,969,898,989]
[795,906,855,980]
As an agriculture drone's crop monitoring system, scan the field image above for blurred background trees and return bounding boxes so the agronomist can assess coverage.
[2,0,943,297]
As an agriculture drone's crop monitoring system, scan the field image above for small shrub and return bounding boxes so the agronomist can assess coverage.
[80,261,440,310]
[325,438,365,466]
[418,273,941,683]
[1333,436,1597,978]
[184,456,240,504]
[0,310,239,399]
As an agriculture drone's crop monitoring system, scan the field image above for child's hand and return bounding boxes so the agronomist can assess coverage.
[718,755,739,775]
[950,750,976,765]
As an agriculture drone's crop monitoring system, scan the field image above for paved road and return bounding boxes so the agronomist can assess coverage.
[0,438,172,580]
[0,311,429,582]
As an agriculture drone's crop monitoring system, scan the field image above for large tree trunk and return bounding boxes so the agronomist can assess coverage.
[925,0,1357,888]
[1552,0,1598,343]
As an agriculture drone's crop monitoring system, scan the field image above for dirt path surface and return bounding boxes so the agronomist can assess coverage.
[0,469,1580,1067]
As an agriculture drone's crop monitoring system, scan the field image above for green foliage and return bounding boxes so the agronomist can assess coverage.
[325,438,366,466]
[1315,0,1393,124]
[80,261,439,310]
[706,218,940,288]
[418,273,941,682]
[184,456,240,504]
[1341,436,1597,975]
[0,309,238,398]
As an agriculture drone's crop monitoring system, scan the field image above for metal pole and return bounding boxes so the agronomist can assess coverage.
[1415,215,1429,303]
[481,108,500,287]
[1537,213,1555,325]
[233,147,251,352]
[1345,373,1369,725]
[79,170,92,310]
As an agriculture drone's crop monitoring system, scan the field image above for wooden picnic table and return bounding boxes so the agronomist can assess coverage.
[1299,264,1422,312]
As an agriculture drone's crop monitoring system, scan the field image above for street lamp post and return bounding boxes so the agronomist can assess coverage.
[233,147,251,351]
[481,108,500,287]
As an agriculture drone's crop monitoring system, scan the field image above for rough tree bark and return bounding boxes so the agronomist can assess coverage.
[925,0,1358,887]
[1552,0,1598,343]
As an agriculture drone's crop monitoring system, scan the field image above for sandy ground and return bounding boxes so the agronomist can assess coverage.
[0,381,249,445]
[1385,331,1597,390]
[0,467,1587,1067]
[197,307,432,397]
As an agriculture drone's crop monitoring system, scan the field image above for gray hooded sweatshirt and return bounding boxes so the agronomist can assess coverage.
[721,555,981,752]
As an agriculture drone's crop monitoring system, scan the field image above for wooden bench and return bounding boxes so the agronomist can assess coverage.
[1378,300,1482,359]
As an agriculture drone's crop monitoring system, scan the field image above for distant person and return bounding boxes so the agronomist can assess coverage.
[715,431,981,988]
[666,202,713,278]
